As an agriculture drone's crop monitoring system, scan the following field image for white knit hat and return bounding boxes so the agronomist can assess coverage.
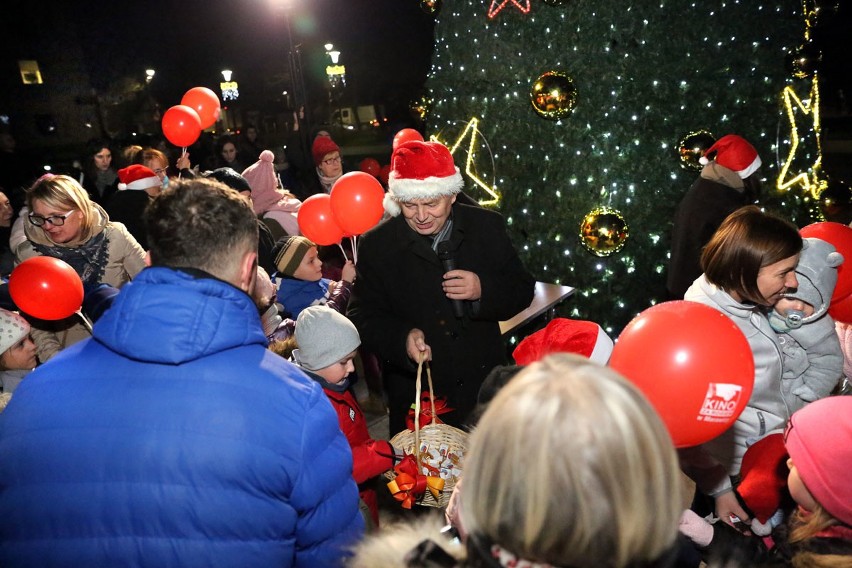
[384,140,464,216]
[0,309,30,355]
[698,134,762,179]
[293,306,361,371]
[117,164,161,191]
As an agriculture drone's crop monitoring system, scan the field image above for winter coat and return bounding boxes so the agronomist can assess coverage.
[104,188,153,247]
[15,204,146,362]
[275,276,352,319]
[348,203,535,433]
[0,267,364,567]
[297,367,395,527]
[667,163,750,299]
[683,275,789,496]
[768,237,844,411]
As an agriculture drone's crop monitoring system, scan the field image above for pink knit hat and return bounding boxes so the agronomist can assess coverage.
[312,135,340,167]
[242,150,279,215]
[385,140,463,216]
[698,134,761,179]
[784,396,852,525]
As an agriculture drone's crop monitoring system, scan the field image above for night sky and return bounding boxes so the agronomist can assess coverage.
[73,0,436,117]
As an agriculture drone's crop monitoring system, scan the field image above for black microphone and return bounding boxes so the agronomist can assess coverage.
[436,241,465,319]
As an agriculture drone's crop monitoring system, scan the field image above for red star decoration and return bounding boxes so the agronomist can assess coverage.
[487,0,531,19]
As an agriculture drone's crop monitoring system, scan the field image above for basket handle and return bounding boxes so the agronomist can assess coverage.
[413,352,437,471]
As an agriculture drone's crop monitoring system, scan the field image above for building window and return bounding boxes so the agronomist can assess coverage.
[19,60,43,85]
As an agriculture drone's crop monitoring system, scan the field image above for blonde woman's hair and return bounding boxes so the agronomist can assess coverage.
[26,174,98,239]
[460,353,683,568]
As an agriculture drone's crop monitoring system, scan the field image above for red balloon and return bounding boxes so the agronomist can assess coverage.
[330,172,386,236]
[161,105,202,148]
[298,194,345,246]
[379,164,391,185]
[359,157,381,177]
[180,87,221,129]
[829,291,852,324]
[9,256,84,321]
[609,301,755,448]
[392,128,424,151]
[800,222,852,302]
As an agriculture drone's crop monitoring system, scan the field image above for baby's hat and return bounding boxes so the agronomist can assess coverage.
[786,237,844,325]
[784,396,852,525]
[241,150,277,195]
[0,309,29,355]
[293,306,361,371]
[272,236,315,277]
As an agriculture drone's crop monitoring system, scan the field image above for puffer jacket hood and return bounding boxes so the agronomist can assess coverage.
[94,266,266,363]
[774,237,843,329]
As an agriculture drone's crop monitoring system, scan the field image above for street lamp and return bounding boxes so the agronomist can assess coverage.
[145,69,156,84]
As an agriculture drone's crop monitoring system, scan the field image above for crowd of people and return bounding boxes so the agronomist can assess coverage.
[0,124,849,568]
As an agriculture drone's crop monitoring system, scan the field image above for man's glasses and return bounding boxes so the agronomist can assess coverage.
[322,156,342,166]
[28,209,76,227]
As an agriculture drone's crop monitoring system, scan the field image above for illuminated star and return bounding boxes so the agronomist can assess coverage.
[432,118,501,206]
[776,77,826,200]
[487,0,531,19]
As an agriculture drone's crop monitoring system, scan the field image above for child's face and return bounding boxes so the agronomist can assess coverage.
[774,297,815,318]
[314,349,357,385]
[293,247,324,282]
[787,458,818,512]
[1,335,37,371]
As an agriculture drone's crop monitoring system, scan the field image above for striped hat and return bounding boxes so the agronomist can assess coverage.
[272,236,315,277]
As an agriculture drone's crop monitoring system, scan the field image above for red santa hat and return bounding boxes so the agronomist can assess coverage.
[385,140,464,216]
[117,164,160,191]
[512,318,614,366]
[698,134,762,179]
[735,433,790,536]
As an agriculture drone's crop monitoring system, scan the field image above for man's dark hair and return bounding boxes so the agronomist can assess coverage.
[144,177,258,275]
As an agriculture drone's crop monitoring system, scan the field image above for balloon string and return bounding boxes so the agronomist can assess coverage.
[350,235,358,264]
[178,148,187,180]
[76,310,93,334]
[337,242,349,263]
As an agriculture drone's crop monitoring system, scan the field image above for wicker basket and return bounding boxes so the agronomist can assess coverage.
[385,356,468,508]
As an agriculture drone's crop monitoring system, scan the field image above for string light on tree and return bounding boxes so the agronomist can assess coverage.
[433,117,501,206]
[487,0,530,19]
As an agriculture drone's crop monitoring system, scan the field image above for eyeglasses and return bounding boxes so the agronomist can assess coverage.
[28,209,76,227]
[322,156,342,166]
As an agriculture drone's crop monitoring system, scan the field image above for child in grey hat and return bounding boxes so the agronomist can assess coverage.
[769,237,844,412]
[0,308,38,394]
[286,305,400,529]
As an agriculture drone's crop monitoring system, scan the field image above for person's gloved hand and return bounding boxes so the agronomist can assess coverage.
[679,509,714,548]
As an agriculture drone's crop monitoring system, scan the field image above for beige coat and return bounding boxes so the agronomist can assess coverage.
[15,206,146,361]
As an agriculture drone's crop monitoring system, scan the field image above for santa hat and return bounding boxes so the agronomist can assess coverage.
[312,135,340,167]
[698,134,762,179]
[117,164,161,191]
[784,396,852,526]
[384,140,464,216]
[735,433,791,536]
[512,318,614,366]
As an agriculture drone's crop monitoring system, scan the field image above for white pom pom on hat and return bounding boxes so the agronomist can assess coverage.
[384,140,463,216]
[698,134,762,179]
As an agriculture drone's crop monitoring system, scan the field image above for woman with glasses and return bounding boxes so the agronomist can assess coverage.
[14,174,146,361]
[294,134,346,201]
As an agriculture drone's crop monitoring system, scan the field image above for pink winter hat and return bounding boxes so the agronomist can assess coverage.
[784,396,852,525]
[698,134,762,179]
[242,150,277,214]
[385,140,463,216]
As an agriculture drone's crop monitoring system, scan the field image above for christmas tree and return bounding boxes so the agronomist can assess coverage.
[424,0,818,335]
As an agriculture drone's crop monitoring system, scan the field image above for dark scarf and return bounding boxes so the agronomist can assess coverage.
[33,231,109,287]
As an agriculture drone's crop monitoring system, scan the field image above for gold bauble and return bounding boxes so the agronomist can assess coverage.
[421,0,442,15]
[530,71,578,120]
[677,130,715,171]
[579,207,629,257]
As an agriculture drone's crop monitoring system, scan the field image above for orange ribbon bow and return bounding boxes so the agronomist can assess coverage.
[386,454,445,509]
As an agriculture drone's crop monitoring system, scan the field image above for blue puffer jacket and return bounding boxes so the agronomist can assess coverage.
[0,267,364,567]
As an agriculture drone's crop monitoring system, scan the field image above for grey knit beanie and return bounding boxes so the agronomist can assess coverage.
[293,306,361,371]
[0,310,30,356]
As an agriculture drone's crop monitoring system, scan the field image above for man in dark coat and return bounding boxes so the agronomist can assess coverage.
[667,134,762,299]
[348,141,535,434]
